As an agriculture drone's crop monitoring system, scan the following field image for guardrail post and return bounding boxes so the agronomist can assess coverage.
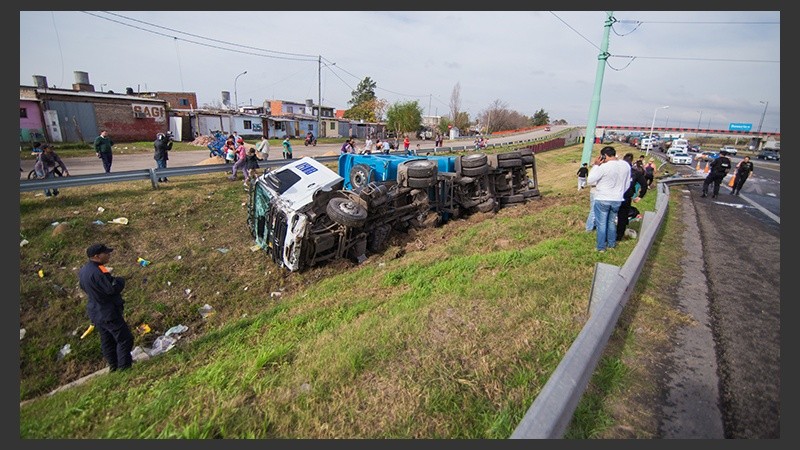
[148,168,160,189]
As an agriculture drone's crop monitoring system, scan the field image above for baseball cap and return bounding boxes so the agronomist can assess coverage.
[86,243,114,257]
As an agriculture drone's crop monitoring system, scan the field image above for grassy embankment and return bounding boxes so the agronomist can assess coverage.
[19,142,690,438]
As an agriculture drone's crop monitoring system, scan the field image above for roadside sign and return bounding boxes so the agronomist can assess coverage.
[729,123,752,132]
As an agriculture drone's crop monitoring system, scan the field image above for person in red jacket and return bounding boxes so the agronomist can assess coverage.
[403,136,410,152]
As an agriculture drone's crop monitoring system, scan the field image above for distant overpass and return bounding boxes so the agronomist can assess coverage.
[597,125,780,139]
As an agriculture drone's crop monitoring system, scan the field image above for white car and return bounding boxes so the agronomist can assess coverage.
[669,152,692,165]
[719,145,738,155]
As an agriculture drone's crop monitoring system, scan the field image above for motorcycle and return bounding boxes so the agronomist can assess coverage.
[304,134,317,146]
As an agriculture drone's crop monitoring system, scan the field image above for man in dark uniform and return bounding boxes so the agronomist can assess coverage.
[78,243,134,371]
[701,150,732,198]
[731,155,754,196]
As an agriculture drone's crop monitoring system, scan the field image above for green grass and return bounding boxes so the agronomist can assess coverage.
[19,142,689,438]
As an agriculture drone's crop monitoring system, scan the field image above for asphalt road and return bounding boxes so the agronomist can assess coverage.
[657,158,780,438]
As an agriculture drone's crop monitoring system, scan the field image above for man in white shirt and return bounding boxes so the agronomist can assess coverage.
[363,136,374,154]
[586,146,631,252]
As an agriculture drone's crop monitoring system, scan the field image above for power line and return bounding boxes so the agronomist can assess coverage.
[610,54,779,63]
[549,11,603,51]
[81,11,318,62]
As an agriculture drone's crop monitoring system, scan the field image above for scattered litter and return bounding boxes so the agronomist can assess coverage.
[80,324,95,339]
[270,292,282,298]
[624,229,638,240]
[97,207,105,213]
[38,269,44,278]
[73,210,80,215]
[167,281,172,286]
[184,288,192,296]
[57,344,71,360]
[175,255,182,260]
[92,220,105,225]
[165,324,188,336]
[249,244,262,252]
[149,335,177,355]
[51,222,60,227]
[137,257,151,267]
[241,202,246,207]
[136,323,151,335]
[216,247,230,254]
[243,286,249,291]
[131,346,151,361]
[20,328,26,340]
[199,304,215,318]
[108,217,129,225]
[20,239,29,247]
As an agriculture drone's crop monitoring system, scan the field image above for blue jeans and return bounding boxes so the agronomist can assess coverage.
[594,200,621,251]
[155,158,167,181]
[585,190,596,231]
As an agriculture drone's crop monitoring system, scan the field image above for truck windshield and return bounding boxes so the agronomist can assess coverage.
[266,169,302,195]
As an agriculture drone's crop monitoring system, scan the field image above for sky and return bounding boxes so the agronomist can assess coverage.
[19,10,781,133]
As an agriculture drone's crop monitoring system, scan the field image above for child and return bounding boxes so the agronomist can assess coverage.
[282,137,293,159]
[576,163,589,190]
[244,147,260,186]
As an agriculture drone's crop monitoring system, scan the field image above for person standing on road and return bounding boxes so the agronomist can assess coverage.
[94,130,114,173]
[403,136,410,153]
[586,146,631,252]
[701,150,732,198]
[282,136,293,159]
[730,156,754,196]
[153,132,173,182]
[255,135,270,161]
[33,143,70,197]
[78,243,134,372]
[576,163,589,190]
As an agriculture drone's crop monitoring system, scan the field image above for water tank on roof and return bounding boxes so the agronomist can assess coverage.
[32,75,48,88]
[126,87,134,95]
[74,71,90,84]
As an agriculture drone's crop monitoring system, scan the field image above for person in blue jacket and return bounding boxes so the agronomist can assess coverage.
[78,243,134,371]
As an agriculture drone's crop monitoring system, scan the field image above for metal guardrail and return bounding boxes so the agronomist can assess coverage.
[510,173,706,439]
[19,135,557,193]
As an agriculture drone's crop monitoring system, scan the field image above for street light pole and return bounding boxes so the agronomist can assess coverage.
[234,70,247,111]
[757,100,769,135]
[647,105,669,157]
[697,111,702,130]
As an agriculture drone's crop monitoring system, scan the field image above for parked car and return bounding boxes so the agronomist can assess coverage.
[757,150,780,161]
[719,145,738,155]
[668,152,693,165]
[544,126,551,132]
[688,144,701,153]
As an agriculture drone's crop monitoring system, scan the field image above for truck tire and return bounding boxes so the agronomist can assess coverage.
[461,153,488,168]
[497,157,523,168]
[326,197,368,228]
[349,164,375,190]
[496,151,521,161]
[461,165,488,177]
[405,160,437,178]
[499,194,525,205]
[519,148,534,164]
[474,198,496,213]
[406,175,437,188]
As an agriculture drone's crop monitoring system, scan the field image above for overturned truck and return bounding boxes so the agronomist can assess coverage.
[246,149,540,271]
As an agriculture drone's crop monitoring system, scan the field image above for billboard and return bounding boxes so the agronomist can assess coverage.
[729,123,752,132]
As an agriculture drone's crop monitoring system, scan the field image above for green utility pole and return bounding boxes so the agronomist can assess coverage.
[580,12,614,165]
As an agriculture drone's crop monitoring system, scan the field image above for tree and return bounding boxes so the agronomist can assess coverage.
[453,111,470,133]
[348,77,377,107]
[437,117,452,135]
[343,98,388,122]
[449,82,461,128]
[532,108,550,126]
[386,101,423,137]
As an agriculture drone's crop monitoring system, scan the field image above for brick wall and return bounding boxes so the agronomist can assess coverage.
[94,102,167,142]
